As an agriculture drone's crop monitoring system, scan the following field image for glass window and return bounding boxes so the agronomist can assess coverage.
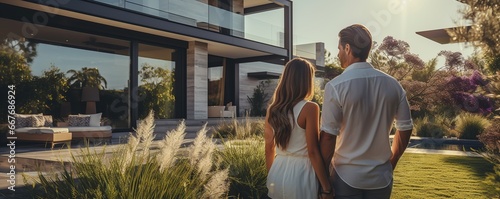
[0,18,130,129]
[138,43,177,119]
[208,66,224,106]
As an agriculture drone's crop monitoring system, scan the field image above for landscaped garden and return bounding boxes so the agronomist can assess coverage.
[1,114,496,199]
[0,1,498,198]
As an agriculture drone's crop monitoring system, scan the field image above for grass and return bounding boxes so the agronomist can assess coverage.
[393,153,494,199]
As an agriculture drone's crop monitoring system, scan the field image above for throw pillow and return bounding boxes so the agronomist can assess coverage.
[43,115,53,127]
[14,114,44,128]
[15,115,32,128]
[79,113,102,127]
[30,115,46,127]
[68,115,91,127]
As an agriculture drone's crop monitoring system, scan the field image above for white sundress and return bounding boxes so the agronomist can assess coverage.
[267,100,318,199]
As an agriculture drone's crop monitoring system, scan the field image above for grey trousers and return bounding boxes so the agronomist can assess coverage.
[333,171,393,199]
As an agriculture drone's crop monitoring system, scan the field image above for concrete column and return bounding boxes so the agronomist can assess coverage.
[186,41,208,119]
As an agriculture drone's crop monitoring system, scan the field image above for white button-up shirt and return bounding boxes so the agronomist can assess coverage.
[321,62,413,189]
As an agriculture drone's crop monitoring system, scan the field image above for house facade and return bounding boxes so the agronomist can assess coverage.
[0,0,323,130]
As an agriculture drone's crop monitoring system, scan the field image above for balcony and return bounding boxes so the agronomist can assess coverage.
[93,0,285,47]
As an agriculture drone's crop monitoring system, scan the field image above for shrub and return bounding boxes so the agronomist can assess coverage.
[454,113,490,139]
[214,117,264,140]
[26,111,229,198]
[247,80,271,117]
[413,116,446,138]
[478,118,500,198]
[216,139,268,198]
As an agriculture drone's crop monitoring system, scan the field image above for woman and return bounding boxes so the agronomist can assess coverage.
[265,58,333,199]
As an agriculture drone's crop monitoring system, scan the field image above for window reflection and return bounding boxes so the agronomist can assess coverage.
[0,18,130,129]
[138,43,177,119]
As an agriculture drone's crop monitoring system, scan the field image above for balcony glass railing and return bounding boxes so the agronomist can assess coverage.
[94,0,284,47]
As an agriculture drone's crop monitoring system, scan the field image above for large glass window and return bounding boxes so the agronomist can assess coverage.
[0,18,130,129]
[138,43,177,119]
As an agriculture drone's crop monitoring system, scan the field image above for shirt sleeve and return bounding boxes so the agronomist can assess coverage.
[320,82,342,135]
[394,91,413,131]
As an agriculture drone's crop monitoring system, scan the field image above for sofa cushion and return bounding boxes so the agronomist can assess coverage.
[15,127,69,134]
[68,115,91,126]
[66,126,112,132]
[78,113,102,127]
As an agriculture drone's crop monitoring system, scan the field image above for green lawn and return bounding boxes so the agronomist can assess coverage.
[392,153,494,199]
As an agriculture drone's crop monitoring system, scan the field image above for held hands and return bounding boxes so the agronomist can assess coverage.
[319,187,334,199]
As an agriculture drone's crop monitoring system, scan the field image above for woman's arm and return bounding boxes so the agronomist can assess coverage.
[301,102,332,194]
[264,115,276,173]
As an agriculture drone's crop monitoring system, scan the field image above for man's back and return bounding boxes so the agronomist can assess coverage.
[321,62,412,189]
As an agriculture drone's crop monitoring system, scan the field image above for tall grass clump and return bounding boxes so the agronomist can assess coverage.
[454,113,490,139]
[413,116,447,138]
[214,117,264,140]
[26,111,229,199]
[216,139,268,198]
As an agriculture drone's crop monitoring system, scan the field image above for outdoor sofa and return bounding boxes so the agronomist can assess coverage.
[13,113,112,148]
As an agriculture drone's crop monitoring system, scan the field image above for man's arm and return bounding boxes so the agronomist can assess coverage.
[390,129,412,170]
[320,131,336,170]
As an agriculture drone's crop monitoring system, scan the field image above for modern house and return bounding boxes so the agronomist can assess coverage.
[0,0,324,131]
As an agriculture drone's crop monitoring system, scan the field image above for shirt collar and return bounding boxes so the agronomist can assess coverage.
[343,62,373,72]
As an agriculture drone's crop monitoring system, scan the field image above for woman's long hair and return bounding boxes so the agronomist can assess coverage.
[267,58,315,149]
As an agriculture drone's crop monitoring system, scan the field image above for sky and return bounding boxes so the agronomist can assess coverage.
[292,0,475,66]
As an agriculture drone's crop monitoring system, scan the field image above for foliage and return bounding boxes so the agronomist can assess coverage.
[370,36,425,81]
[448,0,500,58]
[1,36,38,63]
[0,49,32,84]
[67,67,108,89]
[487,55,500,73]
[214,117,264,140]
[138,63,176,119]
[311,80,324,110]
[454,112,490,139]
[322,52,344,82]
[26,112,229,198]
[247,80,271,117]
[478,118,500,198]
[446,70,494,115]
[216,139,268,198]
[413,116,447,138]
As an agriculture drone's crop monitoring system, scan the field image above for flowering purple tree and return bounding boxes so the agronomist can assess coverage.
[371,36,425,81]
[440,51,495,115]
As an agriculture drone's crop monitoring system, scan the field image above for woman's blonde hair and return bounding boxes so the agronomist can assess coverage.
[267,57,315,149]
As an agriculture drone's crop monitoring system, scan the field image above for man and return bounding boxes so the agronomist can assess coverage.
[319,24,413,199]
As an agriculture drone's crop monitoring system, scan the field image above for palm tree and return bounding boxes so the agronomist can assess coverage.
[67,67,107,89]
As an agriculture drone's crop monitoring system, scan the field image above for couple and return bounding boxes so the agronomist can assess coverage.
[264,24,414,199]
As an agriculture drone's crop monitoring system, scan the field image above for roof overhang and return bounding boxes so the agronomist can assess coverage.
[2,0,287,60]
[416,26,472,44]
[247,71,281,79]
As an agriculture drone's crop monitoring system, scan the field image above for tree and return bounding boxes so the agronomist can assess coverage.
[247,80,271,117]
[67,67,108,89]
[370,36,425,81]
[448,0,500,72]
[0,49,32,85]
[1,37,38,63]
[138,63,175,119]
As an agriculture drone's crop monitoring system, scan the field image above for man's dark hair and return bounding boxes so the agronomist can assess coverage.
[338,24,373,62]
